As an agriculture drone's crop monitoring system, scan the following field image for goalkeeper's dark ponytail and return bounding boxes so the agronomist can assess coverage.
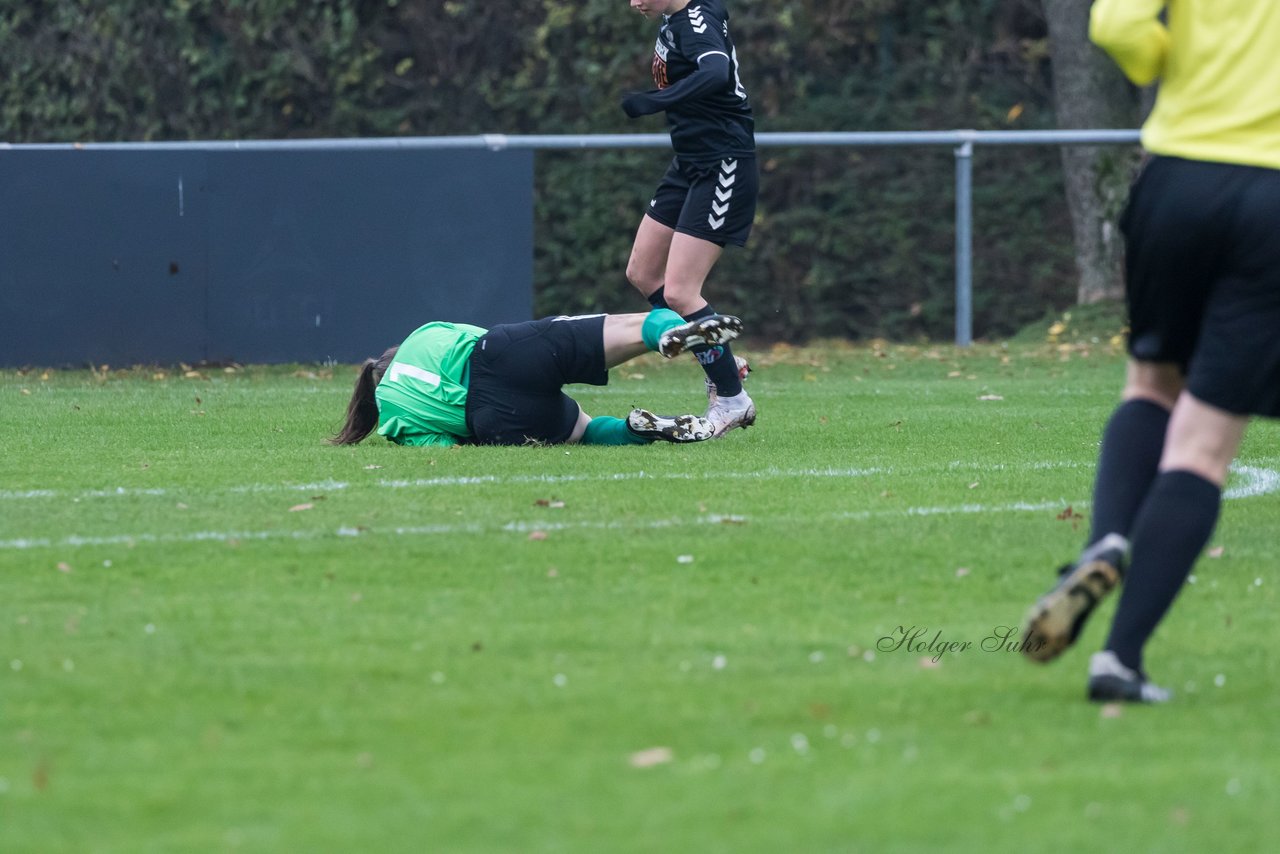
[330,347,397,445]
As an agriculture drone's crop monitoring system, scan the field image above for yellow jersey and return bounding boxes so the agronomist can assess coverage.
[1090,0,1280,170]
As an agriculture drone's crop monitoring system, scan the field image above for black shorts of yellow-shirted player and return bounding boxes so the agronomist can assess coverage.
[621,0,758,438]
[330,309,743,449]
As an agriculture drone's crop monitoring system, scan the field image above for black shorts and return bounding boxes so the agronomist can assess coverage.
[1122,155,1280,417]
[464,315,608,445]
[645,155,758,247]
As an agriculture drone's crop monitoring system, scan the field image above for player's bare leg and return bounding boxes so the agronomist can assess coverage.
[602,313,651,368]
[625,215,674,302]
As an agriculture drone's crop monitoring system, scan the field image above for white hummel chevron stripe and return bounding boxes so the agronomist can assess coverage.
[715,186,732,202]
[721,159,738,174]
[689,7,707,33]
[712,200,730,216]
[707,214,725,229]
[718,174,736,188]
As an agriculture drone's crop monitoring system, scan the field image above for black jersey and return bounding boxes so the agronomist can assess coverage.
[649,1,754,163]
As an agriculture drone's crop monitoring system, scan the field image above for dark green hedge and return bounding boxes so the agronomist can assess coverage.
[1,0,1082,340]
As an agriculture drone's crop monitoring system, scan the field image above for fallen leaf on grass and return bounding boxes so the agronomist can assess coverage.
[978,394,1004,401]
[1207,546,1225,558]
[528,530,548,541]
[56,562,73,574]
[289,503,314,513]
[363,465,382,470]
[534,498,566,508]
[919,657,941,669]
[630,747,674,768]
[1100,703,1124,719]
[32,759,50,791]
[955,567,971,578]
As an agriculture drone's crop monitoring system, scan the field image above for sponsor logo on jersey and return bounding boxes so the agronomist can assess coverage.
[654,38,669,62]
[652,52,669,88]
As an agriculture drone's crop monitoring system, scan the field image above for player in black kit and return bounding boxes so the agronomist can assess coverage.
[621,0,758,438]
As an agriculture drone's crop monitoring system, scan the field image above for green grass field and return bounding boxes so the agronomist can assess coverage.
[3,338,1278,852]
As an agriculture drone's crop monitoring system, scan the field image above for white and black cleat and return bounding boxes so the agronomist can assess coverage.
[1087,651,1171,704]
[1021,533,1128,663]
[704,391,756,438]
[658,314,744,359]
[626,408,715,443]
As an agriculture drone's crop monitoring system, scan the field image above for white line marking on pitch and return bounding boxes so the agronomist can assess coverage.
[1,459,1271,504]
[1223,465,1280,500]
[0,503,1056,551]
[4,468,1277,552]
[0,467,894,501]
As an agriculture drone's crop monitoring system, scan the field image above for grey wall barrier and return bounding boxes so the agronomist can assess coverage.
[0,147,533,366]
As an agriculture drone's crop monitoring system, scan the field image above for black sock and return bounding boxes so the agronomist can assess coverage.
[1104,470,1221,673]
[646,287,669,310]
[1088,399,1170,547]
[683,305,742,397]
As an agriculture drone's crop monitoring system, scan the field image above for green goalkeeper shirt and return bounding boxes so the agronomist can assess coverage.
[375,321,487,447]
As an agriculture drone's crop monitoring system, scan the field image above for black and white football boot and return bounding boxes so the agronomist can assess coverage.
[657,314,744,359]
[1021,533,1129,663]
[626,409,715,443]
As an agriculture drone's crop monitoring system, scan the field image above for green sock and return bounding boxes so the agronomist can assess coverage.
[641,308,686,351]
[581,416,649,446]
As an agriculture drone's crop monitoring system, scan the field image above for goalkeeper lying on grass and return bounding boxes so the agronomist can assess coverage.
[331,309,743,447]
